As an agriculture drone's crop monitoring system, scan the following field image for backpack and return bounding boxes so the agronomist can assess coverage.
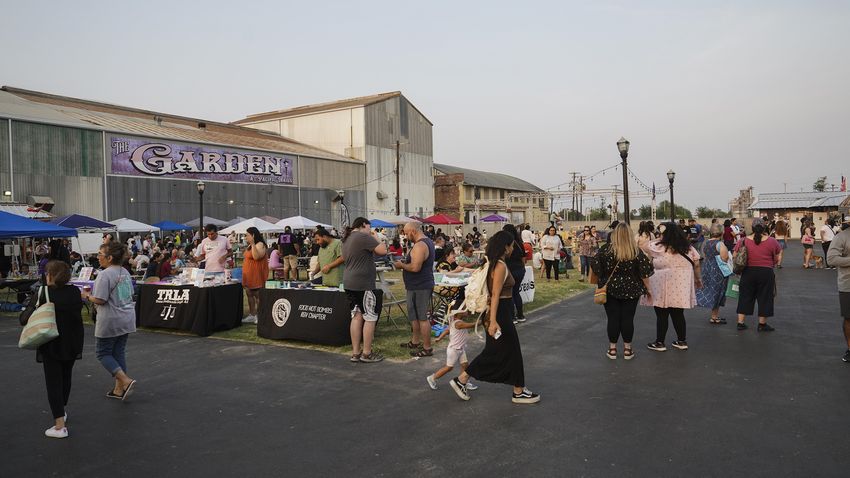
[458,258,491,315]
[732,239,748,275]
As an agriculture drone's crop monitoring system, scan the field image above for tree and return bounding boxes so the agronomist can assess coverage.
[813,176,827,192]
[656,200,692,220]
[587,207,610,221]
[696,206,730,219]
[637,205,653,219]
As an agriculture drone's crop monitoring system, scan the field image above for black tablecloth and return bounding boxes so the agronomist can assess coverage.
[257,288,351,346]
[137,283,243,336]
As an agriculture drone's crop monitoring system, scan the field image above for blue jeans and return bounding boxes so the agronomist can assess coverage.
[96,334,129,376]
[580,255,592,276]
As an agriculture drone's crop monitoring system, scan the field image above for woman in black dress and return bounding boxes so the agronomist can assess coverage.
[501,224,527,323]
[450,231,540,404]
[37,260,84,439]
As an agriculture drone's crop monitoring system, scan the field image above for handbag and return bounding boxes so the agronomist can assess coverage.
[732,239,748,275]
[594,261,620,305]
[18,286,58,349]
[801,235,814,245]
[714,242,734,277]
[725,276,740,299]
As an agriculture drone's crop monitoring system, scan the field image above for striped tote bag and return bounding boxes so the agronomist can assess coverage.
[18,287,58,349]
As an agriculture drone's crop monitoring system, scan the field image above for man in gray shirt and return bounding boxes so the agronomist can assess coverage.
[827,218,850,363]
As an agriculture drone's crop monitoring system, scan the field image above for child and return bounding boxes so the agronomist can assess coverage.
[426,312,478,391]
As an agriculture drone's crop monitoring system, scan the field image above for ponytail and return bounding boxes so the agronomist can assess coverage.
[753,224,765,245]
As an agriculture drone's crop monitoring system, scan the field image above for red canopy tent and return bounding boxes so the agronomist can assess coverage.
[422,213,462,225]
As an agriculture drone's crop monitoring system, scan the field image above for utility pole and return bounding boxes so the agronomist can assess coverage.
[579,176,584,221]
[569,172,578,221]
[395,140,401,216]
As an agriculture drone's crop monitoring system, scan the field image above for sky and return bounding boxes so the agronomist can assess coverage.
[2,0,849,213]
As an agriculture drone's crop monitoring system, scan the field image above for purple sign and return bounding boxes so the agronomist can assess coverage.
[109,135,295,185]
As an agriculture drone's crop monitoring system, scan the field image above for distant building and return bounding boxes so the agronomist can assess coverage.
[749,191,848,238]
[728,187,755,219]
[234,92,434,218]
[433,163,550,228]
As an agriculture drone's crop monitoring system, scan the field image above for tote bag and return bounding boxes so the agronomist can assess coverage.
[519,266,535,304]
[725,277,740,299]
[714,243,734,277]
[18,286,58,349]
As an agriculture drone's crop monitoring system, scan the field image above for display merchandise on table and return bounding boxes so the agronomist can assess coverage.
[137,281,243,336]
[434,271,471,287]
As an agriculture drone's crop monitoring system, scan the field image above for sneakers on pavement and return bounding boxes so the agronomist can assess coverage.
[737,322,748,330]
[672,340,689,350]
[359,352,384,363]
[516,316,527,323]
[426,375,437,390]
[44,426,68,439]
[511,388,540,404]
[450,377,470,401]
[241,315,258,324]
[465,380,479,391]
[757,323,775,332]
[647,341,667,352]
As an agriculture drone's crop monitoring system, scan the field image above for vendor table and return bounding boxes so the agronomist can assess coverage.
[257,288,352,346]
[137,282,243,336]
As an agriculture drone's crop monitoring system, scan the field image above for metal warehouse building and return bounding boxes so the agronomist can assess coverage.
[0,86,367,226]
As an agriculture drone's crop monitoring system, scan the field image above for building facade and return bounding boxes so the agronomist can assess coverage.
[749,191,849,238]
[0,87,366,226]
[729,186,755,219]
[233,92,434,218]
[433,163,550,230]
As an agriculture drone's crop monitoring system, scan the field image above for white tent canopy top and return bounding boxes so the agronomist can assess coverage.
[225,216,248,227]
[370,214,420,225]
[219,217,285,235]
[276,215,332,230]
[109,218,161,233]
[184,216,229,228]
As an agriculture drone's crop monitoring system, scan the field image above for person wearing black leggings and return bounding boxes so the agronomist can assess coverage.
[654,307,686,346]
[36,261,84,439]
[503,224,527,323]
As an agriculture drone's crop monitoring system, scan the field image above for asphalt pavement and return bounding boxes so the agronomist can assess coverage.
[1,241,848,477]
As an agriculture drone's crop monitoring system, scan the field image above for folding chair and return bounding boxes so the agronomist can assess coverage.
[377,279,406,328]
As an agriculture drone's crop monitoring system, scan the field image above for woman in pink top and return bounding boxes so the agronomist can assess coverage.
[641,224,702,352]
[733,218,782,331]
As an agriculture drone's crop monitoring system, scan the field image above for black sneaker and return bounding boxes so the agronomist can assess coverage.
[647,341,667,352]
[737,322,748,330]
[843,350,850,363]
[671,340,689,350]
[359,351,384,363]
[450,378,470,401]
[757,323,775,332]
[516,316,527,323]
[511,388,540,404]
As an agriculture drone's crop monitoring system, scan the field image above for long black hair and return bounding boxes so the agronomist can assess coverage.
[502,223,522,244]
[658,222,690,255]
[343,217,371,242]
[638,221,655,238]
[752,222,766,245]
[246,226,265,246]
[485,230,515,283]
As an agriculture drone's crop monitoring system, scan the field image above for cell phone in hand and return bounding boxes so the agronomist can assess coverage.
[493,330,502,340]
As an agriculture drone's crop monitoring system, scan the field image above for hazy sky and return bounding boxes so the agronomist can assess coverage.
[3,0,849,212]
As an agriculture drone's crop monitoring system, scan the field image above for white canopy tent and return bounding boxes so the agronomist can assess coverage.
[225,216,248,227]
[109,218,161,233]
[219,217,285,235]
[184,216,229,228]
[370,214,420,225]
[276,215,332,230]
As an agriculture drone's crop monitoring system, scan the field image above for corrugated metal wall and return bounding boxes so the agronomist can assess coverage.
[0,119,11,195]
[10,120,104,218]
[364,97,432,156]
[106,176,365,227]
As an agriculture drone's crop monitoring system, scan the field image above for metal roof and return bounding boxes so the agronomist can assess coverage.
[434,163,543,193]
[0,86,359,164]
[234,91,434,126]
[749,191,849,210]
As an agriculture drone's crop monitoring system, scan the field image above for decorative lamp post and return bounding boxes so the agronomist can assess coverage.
[666,170,676,221]
[197,181,206,235]
[617,137,631,224]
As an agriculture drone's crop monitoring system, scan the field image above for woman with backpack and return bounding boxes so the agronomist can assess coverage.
[734,218,782,331]
[594,223,654,360]
[641,223,702,352]
[450,230,540,404]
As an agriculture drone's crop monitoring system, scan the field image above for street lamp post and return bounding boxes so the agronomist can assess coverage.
[666,170,676,221]
[197,181,205,234]
[617,137,631,224]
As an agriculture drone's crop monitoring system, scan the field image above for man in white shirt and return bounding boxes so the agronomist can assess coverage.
[197,224,232,273]
[821,218,837,269]
[521,224,535,245]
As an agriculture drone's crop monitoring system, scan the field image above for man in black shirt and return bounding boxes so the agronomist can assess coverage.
[278,226,301,280]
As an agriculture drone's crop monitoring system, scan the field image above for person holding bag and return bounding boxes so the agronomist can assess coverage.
[594,223,654,360]
[697,223,732,324]
[734,218,782,331]
[641,223,702,352]
[36,261,83,439]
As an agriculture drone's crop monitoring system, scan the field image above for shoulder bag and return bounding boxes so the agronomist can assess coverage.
[715,242,734,277]
[594,261,620,305]
[732,239,748,275]
[18,286,58,349]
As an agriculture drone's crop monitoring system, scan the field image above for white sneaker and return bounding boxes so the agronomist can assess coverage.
[45,426,68,439]
[426,375,437,390]
[465,381,479,391]
[63,411,68,423]
[241,315,258,324]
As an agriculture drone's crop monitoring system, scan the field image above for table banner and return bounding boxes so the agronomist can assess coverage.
[258,288,352,346]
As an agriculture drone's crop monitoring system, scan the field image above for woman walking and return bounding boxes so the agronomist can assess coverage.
[594,223,654,360]
[502,224,527,324]
[821,218,836,269]
[801,224,815,268]
[734,218,782,331]
[450,231,539,404]
[540,226,563,281]
[774,219,788,268]
[241,226,269,324]
[81,241,137,400]
[37,261,84,438]
[578,226,599,282]
[696,224,731,324]
[723,219,735,251]
[641,223,702,352]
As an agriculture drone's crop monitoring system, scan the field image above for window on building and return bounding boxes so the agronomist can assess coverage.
[474,187,480,200]
[500,190,505,200]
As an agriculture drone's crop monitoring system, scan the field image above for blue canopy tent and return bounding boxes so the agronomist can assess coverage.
[369,219,397,228]
[49,214,115,230]
[0,211,77,239]
[153,221,191,231]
